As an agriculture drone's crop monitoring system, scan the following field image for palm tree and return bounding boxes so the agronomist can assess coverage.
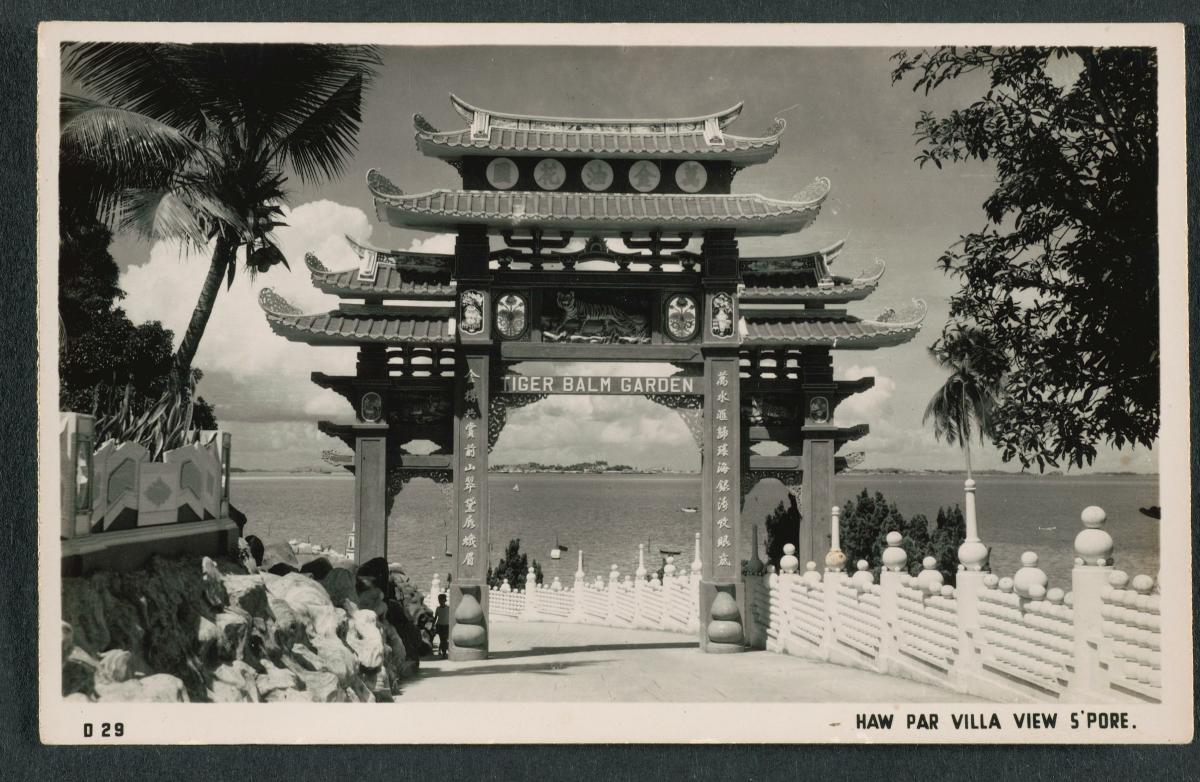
[923,328,1003,479]
[60,43,381,389]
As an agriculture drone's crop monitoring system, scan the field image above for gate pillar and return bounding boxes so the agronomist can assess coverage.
[448,349,491,660]
[351,423,389,565]
[699,229,746,652]
[700,351,745,652]
[798,433,836,567]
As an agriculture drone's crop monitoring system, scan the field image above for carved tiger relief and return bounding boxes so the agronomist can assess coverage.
[555,291,648,340]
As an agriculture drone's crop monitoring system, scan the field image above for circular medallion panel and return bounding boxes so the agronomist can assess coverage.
[533,158,567,191]
[581,159,614,191]
[675,161,708,193]
[809,396,831,424]
[495,293,528,339]
[486,157,519,190]
[361,391,383,423]
[665,294,698,341]
[460,290,486,335]
[628,160,661,192]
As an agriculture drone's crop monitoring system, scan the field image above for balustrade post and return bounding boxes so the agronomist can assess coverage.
[568,549,586,624]
[429,573,442,611]
[1069,506,1114,699]
[607,564,620,624]
[520,569,539,621]
[634,544,649,628]
[955,478,990,630]
[820,507,848,655]
[774,543,800,655]
[878,531,907,672]
[687,533,702,635]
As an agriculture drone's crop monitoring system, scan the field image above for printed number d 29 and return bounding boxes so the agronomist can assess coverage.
[83,722,124,738]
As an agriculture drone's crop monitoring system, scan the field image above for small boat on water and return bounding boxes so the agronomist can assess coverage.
[512,483,520,492]
[1038,526,1056,531]
[679,506,698,514]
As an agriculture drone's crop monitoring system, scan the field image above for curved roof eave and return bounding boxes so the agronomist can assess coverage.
[448,93,746,128]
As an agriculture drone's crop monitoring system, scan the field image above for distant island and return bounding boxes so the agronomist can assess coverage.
[492,460,688,475]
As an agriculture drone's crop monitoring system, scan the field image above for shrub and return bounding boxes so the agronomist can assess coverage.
[486,538,543,590]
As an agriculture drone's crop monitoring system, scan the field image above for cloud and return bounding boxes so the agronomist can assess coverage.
[492,395,700,471]
[834,364,898,422]
[409,233,457,254]
[120,200,374,425]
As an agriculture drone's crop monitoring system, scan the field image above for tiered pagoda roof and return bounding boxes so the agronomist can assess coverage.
[259,287,455,346]
[368,170,831,237]
[305,238,455,299]
[739,300,927,350]
[260,95,925,352]
[414,95,785,166]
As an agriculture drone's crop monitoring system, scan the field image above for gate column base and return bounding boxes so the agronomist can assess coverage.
[699,580,747,653]
[447,583,489,661]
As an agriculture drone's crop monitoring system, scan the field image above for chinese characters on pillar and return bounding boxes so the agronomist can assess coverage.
[461,413,479,568]
[713,368,733,572]
[458,362,485,576]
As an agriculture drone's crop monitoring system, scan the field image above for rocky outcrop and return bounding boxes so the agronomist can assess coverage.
[61,549,430,703]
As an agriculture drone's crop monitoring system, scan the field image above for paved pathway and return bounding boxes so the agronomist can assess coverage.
[400,621,983,702]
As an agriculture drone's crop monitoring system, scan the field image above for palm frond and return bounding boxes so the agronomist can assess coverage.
[118,188,210,245]
[63,43,210,136]
[276,71,367,183]
[60,95,197,189]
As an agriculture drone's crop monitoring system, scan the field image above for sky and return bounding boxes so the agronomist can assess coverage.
[105,45,1157,474]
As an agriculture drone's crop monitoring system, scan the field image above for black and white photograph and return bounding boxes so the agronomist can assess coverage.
[36,22,1191,743]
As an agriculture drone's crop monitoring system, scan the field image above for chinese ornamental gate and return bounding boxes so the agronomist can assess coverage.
[261,94,925,659]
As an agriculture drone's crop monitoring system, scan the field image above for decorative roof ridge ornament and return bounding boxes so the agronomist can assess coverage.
[258,288,308,318]
[365,168,403,197]
[447,92,745,129]
[791,176,833,205]
[867,298,928,329]
[851,258,887,285]
[304,252,328,274]
[413,113,439,134]
[763,117,788,137]
[820,238,846,266]
[842,451,866,470]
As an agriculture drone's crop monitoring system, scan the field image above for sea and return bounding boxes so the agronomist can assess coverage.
[231,472,1161,593]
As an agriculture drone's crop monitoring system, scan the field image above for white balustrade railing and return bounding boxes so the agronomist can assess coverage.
[424,538,703,637]
[754,498,1162,704]
[422,489,1161,706]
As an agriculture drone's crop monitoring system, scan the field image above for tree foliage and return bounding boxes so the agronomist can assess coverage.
[761,497,801,571]
[61,43,381,386]
[59,206,217,446]
[892,47,1158,470]
[838,490,965,585]
[923,327,1004,478]
[486,538,544,590]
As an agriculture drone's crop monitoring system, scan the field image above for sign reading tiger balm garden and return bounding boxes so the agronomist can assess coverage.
[499,374,699,395]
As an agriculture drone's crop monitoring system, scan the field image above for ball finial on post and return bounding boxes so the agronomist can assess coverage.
[1013,551,1049,600]
[825,505,846,573]
[957,477,989,572]
[1074,506,1113,567]
[779,543,799,574]
[881,531,907,573]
